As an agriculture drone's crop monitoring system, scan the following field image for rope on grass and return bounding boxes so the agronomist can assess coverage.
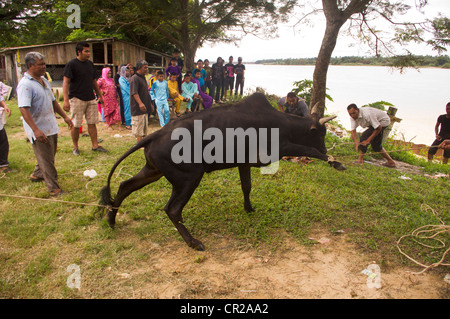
[329,145,437,160]
[0,193,118,210]
[396,204,450,276]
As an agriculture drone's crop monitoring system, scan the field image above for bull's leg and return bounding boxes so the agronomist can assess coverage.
[280,143,346,170]
[107,164,163,228]
[238,165,255,212]
[164,173,205,251]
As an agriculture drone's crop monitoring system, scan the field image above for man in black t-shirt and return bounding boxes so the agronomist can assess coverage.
[224,56,235,100]
[211,57,225,103]
[428,102,450,164]
[234,57,245,96]
[63,41,107,155]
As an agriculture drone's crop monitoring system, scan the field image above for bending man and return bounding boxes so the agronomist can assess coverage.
[347,103,396,168]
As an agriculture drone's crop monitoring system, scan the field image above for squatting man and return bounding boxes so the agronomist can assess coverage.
[347,103,396,168]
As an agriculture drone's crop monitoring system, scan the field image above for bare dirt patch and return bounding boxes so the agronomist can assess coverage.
[121,232,449,299]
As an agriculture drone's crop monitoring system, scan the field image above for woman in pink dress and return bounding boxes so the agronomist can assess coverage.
[97,67,122,130]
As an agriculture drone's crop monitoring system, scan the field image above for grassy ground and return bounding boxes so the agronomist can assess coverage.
[0,97,448,298]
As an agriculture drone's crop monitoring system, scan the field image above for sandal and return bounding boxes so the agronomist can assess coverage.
[49,189,65,197]
[30,174,44,182]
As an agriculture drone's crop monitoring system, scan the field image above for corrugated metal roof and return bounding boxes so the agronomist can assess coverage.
[0,38,171,57]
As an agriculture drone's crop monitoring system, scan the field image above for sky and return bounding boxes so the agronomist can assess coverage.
[195,0,450,62]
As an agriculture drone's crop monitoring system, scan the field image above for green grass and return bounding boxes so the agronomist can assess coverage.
[0,97,449,298]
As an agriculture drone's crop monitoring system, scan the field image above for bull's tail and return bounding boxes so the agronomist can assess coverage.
[99,137,152,208]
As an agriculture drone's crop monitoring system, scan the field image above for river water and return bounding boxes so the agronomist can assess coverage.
[242,64,450,145]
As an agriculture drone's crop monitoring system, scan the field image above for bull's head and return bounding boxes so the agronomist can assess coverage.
[308,113,336,153]
[309,113,346,170]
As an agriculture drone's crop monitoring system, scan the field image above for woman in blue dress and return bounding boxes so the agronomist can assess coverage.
[118,65,132,129]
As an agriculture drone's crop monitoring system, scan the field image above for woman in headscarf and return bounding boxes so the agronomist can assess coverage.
[119,65,132,129]
[97,67,122,130]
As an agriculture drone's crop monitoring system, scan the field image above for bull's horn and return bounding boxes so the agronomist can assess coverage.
[319,115,337,125]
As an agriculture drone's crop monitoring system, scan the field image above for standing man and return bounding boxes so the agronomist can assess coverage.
[234,57,245,96]
[427,102,450,164]
[63,41,108,155]
[0,92,11,173]
[130,60,154,142]
[211,57,225,104]
[17,52,74,196]
[347,103,396,167]
[277,92,309,117]
[224,56,235,99]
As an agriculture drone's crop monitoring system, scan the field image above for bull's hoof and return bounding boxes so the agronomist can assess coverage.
[244,204,255,213]
[189,238,205,251]
[331,161,346,171]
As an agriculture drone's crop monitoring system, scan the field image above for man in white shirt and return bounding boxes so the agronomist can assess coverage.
[17,52,73,196]
[347,103,396,167]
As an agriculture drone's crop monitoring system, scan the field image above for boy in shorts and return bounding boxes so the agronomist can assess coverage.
[63,41,107,155]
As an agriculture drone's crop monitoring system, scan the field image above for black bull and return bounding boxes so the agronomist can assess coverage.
[100,93,346,251]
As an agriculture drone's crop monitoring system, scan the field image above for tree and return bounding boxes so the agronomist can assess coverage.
[0,0,53,46]
[93,0,296,70]
[296,0,449,117]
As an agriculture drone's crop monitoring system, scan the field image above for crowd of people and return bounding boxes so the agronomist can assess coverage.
[101,49,247,132]
[0,41,449,198]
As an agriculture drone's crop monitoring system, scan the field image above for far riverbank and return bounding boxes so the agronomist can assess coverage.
[243,64,450,146]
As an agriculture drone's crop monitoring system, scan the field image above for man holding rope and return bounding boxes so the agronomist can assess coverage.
[347,103,396,168]
[17,52,74,197]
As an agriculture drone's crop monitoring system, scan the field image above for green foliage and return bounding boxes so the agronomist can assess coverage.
[427,16,450,53]
[65,29,125,42]
[291,79,333,106]
[361,101,394,111]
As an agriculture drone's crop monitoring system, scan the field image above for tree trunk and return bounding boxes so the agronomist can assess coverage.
[182,45,198,71]
[310,0,371,117]
[310,19,344,117]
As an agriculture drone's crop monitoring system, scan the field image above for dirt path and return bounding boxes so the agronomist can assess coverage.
[120,231,449,299]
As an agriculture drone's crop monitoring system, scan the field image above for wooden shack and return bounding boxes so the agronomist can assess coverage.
[0,38,172,96]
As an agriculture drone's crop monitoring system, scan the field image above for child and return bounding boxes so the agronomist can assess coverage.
[168,73,189,117]
[165,58,183,91]
[150,71,170,127]
[0,94,11,173]
[203,59,212,96]
[147,69,159,118]
[181,73,199,113]
[193,60,207,92]
[192,69,213,110]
